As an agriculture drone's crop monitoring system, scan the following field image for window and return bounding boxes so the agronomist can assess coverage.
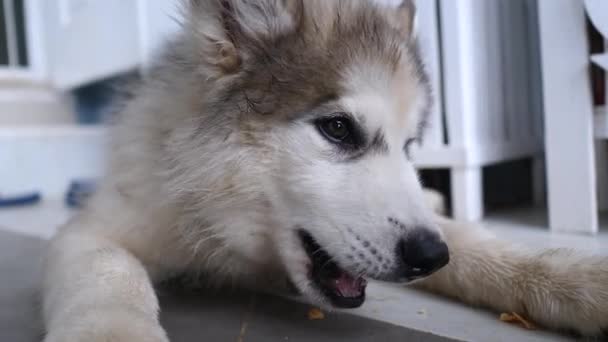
[0,0,28,68]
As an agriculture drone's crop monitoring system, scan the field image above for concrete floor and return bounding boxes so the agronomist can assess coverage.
[1,200,605,341]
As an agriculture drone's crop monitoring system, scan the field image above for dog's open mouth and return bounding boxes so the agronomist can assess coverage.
[298,230,367,308]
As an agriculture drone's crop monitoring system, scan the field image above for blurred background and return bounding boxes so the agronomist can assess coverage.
[0,0,606,238]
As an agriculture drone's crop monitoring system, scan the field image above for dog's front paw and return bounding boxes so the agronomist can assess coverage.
[44,311,169,342]
[521,254,608,336]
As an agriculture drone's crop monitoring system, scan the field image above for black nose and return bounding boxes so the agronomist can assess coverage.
[397,229,449,279]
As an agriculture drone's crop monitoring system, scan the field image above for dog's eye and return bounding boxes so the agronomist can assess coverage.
[316,116,354,144]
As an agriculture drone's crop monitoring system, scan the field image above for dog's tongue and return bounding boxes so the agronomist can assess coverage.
[332,272,367,298]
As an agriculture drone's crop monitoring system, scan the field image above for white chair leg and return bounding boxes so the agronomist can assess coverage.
[451,167,483,221]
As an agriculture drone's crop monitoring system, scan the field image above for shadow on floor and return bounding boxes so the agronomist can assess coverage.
[159,286,454,342]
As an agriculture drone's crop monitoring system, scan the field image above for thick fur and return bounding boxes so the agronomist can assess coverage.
[43,1,607,340]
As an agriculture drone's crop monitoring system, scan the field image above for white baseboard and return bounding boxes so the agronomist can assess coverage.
[0,125,107,198]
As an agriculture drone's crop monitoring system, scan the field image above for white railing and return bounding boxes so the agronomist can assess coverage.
[412,0,544,221]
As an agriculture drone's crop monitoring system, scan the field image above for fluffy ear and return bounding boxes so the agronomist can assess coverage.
[184,0,302,74]
[385,0,417,38]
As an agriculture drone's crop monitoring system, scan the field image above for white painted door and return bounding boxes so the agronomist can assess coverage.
[44,0,141,89]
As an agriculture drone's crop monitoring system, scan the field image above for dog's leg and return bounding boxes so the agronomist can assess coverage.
[417,217,608,336]
[43,221,169,342]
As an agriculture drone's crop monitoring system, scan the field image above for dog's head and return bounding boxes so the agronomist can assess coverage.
[165,0,448,308]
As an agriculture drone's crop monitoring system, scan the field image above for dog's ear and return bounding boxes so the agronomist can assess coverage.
[387,0,416,38]
[185,0,303,75]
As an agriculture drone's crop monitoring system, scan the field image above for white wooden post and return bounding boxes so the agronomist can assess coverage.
[439,0,484,221]
[538,0,598,234]
[451,167,483,221]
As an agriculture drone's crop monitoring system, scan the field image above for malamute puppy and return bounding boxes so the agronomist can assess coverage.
[43,1,607,340]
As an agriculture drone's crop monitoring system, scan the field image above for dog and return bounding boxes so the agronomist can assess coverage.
[42,0,608,340]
